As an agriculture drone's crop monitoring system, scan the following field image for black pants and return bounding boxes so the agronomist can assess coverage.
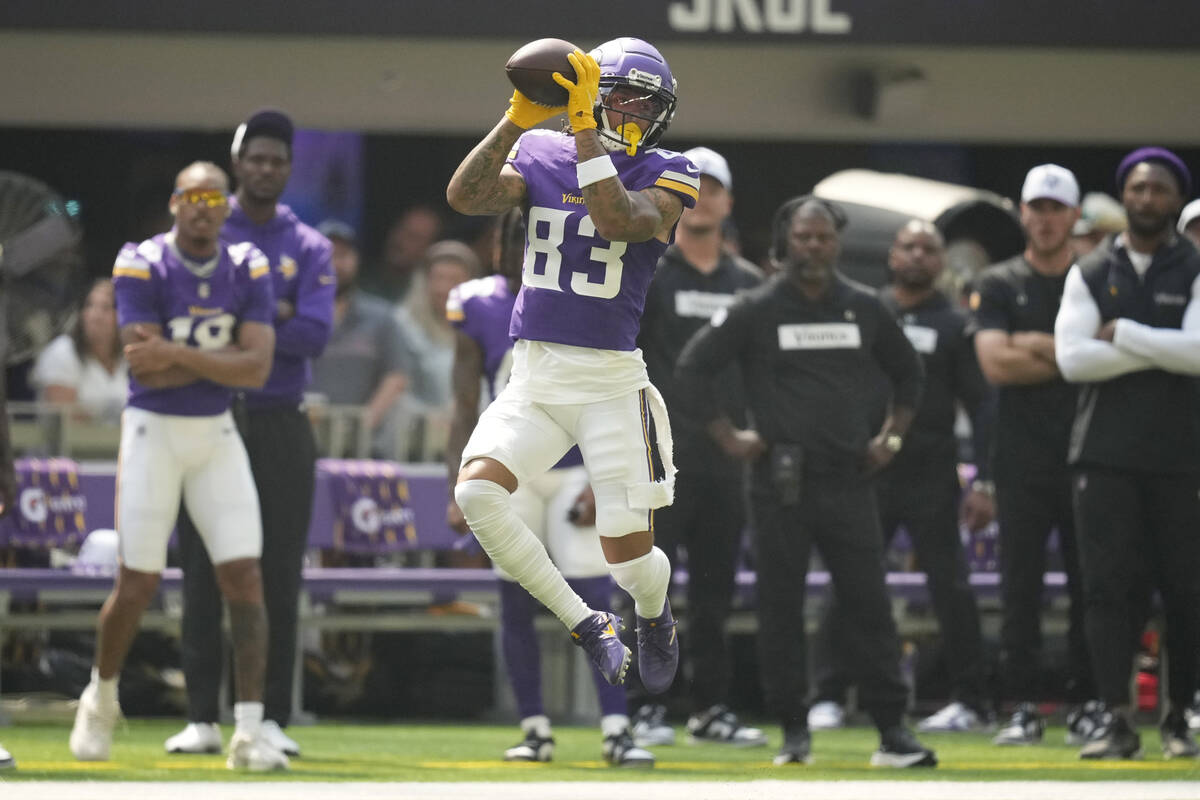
[1073,467,1200,711]
[753,469,909,732]
[627,466,745,710]
[994,472,1093,703]
[812,463,986,709]
[177,404,317,725]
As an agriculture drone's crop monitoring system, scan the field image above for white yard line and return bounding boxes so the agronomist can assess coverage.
[4,782,1200,800]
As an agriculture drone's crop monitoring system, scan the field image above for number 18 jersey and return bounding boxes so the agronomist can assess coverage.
[507,130,699,353]
[112,231,276,416]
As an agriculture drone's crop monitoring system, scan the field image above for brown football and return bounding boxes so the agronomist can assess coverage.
[505,38,578,107]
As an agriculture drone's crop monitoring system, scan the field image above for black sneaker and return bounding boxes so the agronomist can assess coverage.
[992,702,1044,746]
[1160,710,1200,759]
[871,725,937,768]
[1079,708,1142,760]
[686,704,768,747]
[503,729,555,762]
[1065,700,1106,746]
[603,729,655,768]
[772,721,812,766]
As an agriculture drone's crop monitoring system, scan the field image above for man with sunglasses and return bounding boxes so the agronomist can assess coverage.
[70,162,288,770]
[166,110,335,759]
[446,37,696,732]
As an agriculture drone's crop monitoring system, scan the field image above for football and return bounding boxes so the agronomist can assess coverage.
[505,38,578,107]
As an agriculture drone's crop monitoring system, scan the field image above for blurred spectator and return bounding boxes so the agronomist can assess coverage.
[630,146,765,748]
[969,164,1096,747]
[394,240,481,414]
[809,220,992,735]
[30,278,127,423]
[1178,198,1200,248]
[310,220,413,455]
[1070,192,1127,258]
[363,204,443,302]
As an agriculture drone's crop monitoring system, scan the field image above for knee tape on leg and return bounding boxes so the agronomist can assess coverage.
[454,480,512,540]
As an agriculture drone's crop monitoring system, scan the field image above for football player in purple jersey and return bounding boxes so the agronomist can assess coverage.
[447,37,698,701]
[69,162,289,770]
[166,109,335,760]
[445,209,654,766]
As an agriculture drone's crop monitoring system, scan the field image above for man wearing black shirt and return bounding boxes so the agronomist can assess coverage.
[810,220,993,733]
[1056,147,1200,760]
[676,196,935,768]
[631,147,765,747]
[970,164,1096,746]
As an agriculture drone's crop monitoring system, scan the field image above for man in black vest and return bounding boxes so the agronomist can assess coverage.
[1055,146,1200,760]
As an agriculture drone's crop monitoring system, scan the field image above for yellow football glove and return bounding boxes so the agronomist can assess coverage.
[505,89,566,130]
[552,50,600,134]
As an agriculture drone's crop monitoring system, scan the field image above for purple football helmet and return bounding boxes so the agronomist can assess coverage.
[589,37,678,155]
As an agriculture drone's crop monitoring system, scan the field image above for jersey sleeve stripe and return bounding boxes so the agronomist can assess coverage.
[112,266,151,280]
[659,170,701,190]
[249,265,270,280]
[654,177,701,201]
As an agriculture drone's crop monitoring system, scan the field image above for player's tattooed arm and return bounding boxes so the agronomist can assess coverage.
[447,120,528,215]
[583,179,683,244]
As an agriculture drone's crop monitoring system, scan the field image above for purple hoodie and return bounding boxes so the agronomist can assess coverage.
[224,198,335,409]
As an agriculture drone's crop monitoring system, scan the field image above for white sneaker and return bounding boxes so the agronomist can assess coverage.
[0,742,13,769]
[917,702,987,733]
[69,683,120,761]
[632,704,676,747]
[226,730,290,771]
[808,701,845,730]
[165,722,222,754]
[260,720,301,757]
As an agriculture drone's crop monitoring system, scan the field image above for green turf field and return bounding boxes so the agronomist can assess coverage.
[1,720,1199,782]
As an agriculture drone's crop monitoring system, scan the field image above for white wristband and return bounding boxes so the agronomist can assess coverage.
[576,155,618,188]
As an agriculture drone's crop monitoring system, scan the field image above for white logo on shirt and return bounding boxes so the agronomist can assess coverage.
[674,290,735,319]
[777,323,861,350]
[903,324,938,354]
[1154,292,1188,306]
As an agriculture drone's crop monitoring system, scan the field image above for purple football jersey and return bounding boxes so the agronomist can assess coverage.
[112,232,275,416]
[507,131,699,351]
[224,199,335,409]
[447,274,517,400]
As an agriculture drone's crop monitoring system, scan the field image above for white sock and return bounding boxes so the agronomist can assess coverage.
[601,714,632,738]
[456,479,591,629]
[91,666,118,704]
[234,701,264,738]
[607,546,670,619]
[520,715,552,738]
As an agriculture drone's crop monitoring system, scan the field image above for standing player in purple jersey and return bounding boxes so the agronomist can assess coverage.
[446,37,698,694]
[68,162,288,771]
[446,209,655,767]
[166,110,335,759]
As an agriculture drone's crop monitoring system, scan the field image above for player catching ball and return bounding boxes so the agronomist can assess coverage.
[446,36,698,700]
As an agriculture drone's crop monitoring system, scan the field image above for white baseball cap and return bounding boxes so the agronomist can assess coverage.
[1178,198,1200,234]
[683,147,733,191]
[1021,164,1080,207]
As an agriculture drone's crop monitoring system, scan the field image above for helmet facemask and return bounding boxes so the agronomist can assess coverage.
[590,38,678,156]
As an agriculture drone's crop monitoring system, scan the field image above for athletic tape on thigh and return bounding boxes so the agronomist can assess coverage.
[626,385,676,510]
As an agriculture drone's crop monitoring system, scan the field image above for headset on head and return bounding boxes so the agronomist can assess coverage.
[768,194,848,264]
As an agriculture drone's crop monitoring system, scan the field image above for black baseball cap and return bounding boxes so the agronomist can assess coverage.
[231,108,294,159]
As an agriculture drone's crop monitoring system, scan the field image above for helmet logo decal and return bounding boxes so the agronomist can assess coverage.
[625,67,663,89]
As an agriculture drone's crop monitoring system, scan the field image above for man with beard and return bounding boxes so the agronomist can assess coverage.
[166,110,335,759]
[310,220,412,456]
[1055,147,1200,760]
[969,164,1098,747]
[675,196,936,768]
[629,147,766,749]
[808,220,993,734]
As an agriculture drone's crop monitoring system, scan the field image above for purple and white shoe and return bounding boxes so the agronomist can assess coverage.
[636,599,679,695]
[571,611,632,686]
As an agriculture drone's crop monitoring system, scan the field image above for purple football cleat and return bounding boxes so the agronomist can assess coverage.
[572,611,632,686]
[636,599,679,695]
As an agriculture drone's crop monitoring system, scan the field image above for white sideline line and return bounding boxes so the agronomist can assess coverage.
[5,782,1200,800]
